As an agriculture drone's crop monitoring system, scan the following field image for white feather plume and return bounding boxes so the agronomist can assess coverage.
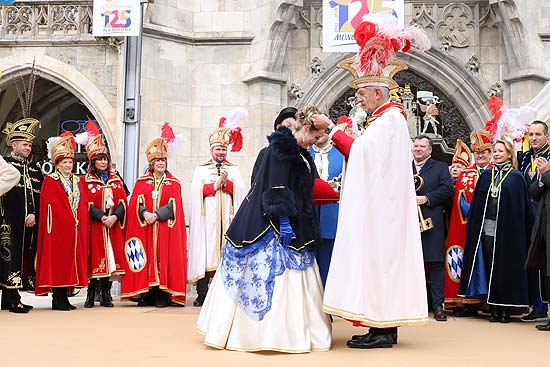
[74,132,89,146]
[224,107,248,130]
[362,11,398,32]
[494,105,538,142]
[404,26,431,52]
[167,134,185,157]
[46,136,62,160]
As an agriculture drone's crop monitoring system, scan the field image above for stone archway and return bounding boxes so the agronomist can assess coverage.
[296,49,491,135]
[0,55,118,160]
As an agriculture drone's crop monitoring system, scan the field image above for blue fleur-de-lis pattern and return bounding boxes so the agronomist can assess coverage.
[221,229,315,321]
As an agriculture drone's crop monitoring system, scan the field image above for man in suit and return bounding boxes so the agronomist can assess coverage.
[526,149,550,331]
[520,121,550,323]
[413,135,455,321]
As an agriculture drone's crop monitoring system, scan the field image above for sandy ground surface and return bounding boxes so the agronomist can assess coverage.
[0,293,548,367]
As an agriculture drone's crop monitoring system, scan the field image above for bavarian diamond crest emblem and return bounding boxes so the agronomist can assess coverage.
[446,245,463,282]
[125,237,146,272]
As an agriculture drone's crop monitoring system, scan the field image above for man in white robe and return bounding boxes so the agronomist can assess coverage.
[315,60,428,349]
[188,127,247,306]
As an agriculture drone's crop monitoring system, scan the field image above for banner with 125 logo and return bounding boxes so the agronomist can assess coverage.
[93,0,141,37]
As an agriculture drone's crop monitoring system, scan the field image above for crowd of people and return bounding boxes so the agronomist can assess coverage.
[1,11,549,355]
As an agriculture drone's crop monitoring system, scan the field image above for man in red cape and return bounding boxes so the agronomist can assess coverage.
[121,135,187,306]
[445,130,493,315]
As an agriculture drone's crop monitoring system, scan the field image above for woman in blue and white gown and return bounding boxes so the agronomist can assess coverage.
[197,106,332,353]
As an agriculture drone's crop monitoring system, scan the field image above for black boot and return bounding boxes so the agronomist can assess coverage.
[52,287,71,311]
[2,288,31,312]
[99,278,114,307]
[489,306,500,322]
[500,306,511,323]
[84,279,98,308]
[155,289,170,308]
[137,287,156,307]
[194,274,209,307]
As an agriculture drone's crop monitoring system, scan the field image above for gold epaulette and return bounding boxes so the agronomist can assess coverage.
[199,160,213,166]
[165,176,181,185]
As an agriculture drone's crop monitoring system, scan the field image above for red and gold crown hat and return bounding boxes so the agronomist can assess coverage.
[337,11,430,95]
[209,108,246,152]
[208,126,230,149]
[470,129,493,153]
[86,134,109,161]
[3,118,40,145]
[145,138,168,163]
[452,139,472,167]
[47,132,76,163]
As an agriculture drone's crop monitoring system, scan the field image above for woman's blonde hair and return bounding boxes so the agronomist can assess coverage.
[494,134,518,169]
[295,105,323,132]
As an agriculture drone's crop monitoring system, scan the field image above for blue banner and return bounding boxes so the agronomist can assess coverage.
[0,0,16,4]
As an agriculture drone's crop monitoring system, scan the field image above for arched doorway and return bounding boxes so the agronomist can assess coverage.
[0,72,108,175]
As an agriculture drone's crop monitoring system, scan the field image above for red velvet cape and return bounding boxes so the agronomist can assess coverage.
[120,172,187,305]
[35,174,89,295]
[82,172,128,278]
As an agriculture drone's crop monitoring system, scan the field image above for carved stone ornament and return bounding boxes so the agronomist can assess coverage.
[437,3,474,48]
[310,56,325,77]
[97,36,124,52]
[439,41,451,54]
[288,83,304,100]
[487,82,503,97]
[466,55,480,74]
[0,1,93,38]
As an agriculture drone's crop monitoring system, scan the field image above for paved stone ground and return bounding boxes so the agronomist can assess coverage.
[0,292,548,367]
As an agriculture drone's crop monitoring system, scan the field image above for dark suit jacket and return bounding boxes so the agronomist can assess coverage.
[527,171,550,280]
[413,157,454,262]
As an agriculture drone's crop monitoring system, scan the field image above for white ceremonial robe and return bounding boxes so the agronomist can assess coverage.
[188,161,247,283]
[323,107,428,327]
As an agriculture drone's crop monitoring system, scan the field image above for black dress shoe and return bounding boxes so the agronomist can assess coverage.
[137,298,154,307]
[52,299,71,311]
[521,310,548,322]
[499,307,511,323]
[193,294,206,307]
[137,291,155,307]
[347,333,393,349]
[351,332,398,344]
[2,302,33,311]
[434,307,447,321]
[453,308,478,317]
[8,303,30,314]
[351,333,369,341]
[489,306,500,322]
[535,321,550,331]
[154,291,170,308]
